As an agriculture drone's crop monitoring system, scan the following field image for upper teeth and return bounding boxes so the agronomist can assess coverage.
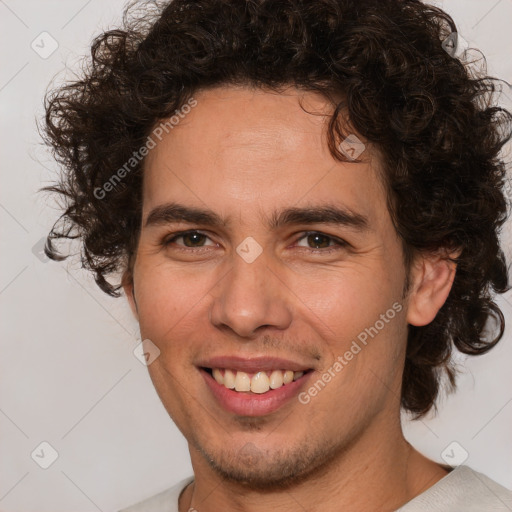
[212,368,305,394]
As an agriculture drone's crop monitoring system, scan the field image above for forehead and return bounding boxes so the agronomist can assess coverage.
[142,86,388,229]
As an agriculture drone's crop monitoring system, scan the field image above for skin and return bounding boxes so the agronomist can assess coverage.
[124,85,456,511]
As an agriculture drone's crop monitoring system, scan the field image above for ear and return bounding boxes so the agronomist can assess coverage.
[406,251,458,327]
[122,270,139,321]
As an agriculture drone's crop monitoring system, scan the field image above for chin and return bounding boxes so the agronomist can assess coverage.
[193,433,342,491]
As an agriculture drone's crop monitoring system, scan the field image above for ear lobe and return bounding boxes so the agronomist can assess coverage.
[406,253,458,327]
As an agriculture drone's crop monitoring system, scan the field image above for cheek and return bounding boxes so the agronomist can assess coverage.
[291,264,401,342]
[133,261,211,344]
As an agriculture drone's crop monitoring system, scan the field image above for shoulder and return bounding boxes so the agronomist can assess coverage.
[119,476,194,512]
[398,465,512,511]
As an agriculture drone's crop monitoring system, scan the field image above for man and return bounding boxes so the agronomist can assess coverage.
[42,0,512,510]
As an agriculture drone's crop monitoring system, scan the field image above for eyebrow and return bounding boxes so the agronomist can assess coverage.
[144,202,370,231]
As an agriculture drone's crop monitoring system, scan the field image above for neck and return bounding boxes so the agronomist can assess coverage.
[179,417,447,512]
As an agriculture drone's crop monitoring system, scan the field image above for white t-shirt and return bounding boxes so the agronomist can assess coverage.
[119,466,512,511]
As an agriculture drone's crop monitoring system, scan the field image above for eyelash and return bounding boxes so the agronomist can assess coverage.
[161,230,348,254]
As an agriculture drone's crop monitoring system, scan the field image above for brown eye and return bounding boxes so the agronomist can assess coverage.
[295,231,348,252]
[306,233,332,249]
[163,231,215,248]
[181,232,207,247]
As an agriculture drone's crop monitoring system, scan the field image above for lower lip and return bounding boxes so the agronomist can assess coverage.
[201,369,312,416]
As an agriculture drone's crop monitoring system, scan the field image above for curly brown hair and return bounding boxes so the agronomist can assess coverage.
[42,0,512,417]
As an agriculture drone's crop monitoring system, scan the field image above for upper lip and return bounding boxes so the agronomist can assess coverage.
[197,355,313,373]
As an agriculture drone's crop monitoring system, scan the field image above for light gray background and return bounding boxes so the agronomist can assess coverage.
[1,1,511,511]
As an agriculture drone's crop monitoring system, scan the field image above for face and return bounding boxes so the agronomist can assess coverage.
[125,86,420,488]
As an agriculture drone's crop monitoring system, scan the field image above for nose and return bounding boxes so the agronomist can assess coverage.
[209,250,293,339]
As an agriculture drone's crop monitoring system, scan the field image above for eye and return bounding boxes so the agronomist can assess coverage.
[161,230,348,254]
[163,230,216,248]
[295,232,347,252]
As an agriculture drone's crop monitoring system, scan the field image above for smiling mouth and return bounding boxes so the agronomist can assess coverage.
[201,367,312,394]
